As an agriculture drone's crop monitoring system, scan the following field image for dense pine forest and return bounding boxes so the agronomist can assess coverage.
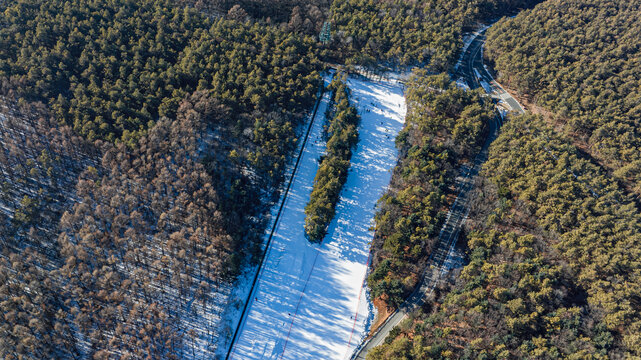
[485,0,641,196]
[480,1,641,355]
[0,0,322,357]
[177,0,331,35]
[177,0,540,68]
[367,113,640,358]
[365,0,641,357]
[0,0,320,149]
[329,0,540,68]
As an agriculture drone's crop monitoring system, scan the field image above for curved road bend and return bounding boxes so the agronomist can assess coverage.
[352,27,525,360]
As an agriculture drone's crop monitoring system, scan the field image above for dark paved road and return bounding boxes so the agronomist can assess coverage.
[460,30,525,114]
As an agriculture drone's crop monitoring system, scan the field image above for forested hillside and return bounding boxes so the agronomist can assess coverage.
[367,114,637,359]
[178,0,331,35]
[482,6,641,352]
[5,0,641,358]
[0,0,323,358]
[368,72,494,308]
[485,115,641,355]
[0,0,320,152]
[57,93,251,357]
[485,0,641,195]
[330,0,539,68]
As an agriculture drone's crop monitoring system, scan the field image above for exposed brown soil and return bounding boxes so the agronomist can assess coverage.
[369,297,394,336]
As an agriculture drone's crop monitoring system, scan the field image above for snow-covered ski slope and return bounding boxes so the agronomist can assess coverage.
[229,75,406,360]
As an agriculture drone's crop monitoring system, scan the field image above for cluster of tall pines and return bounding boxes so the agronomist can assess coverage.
[304,73,359,242]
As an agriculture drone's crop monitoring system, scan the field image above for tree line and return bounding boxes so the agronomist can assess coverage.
[304,73,359,242]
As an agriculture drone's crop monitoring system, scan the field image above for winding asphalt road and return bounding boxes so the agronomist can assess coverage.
[463,30,525,114]
[351,26,525,360]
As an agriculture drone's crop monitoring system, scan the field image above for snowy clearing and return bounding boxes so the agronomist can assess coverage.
[229,75,406,360]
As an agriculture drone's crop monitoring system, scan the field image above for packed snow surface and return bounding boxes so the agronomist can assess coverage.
[229,75,406,360]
